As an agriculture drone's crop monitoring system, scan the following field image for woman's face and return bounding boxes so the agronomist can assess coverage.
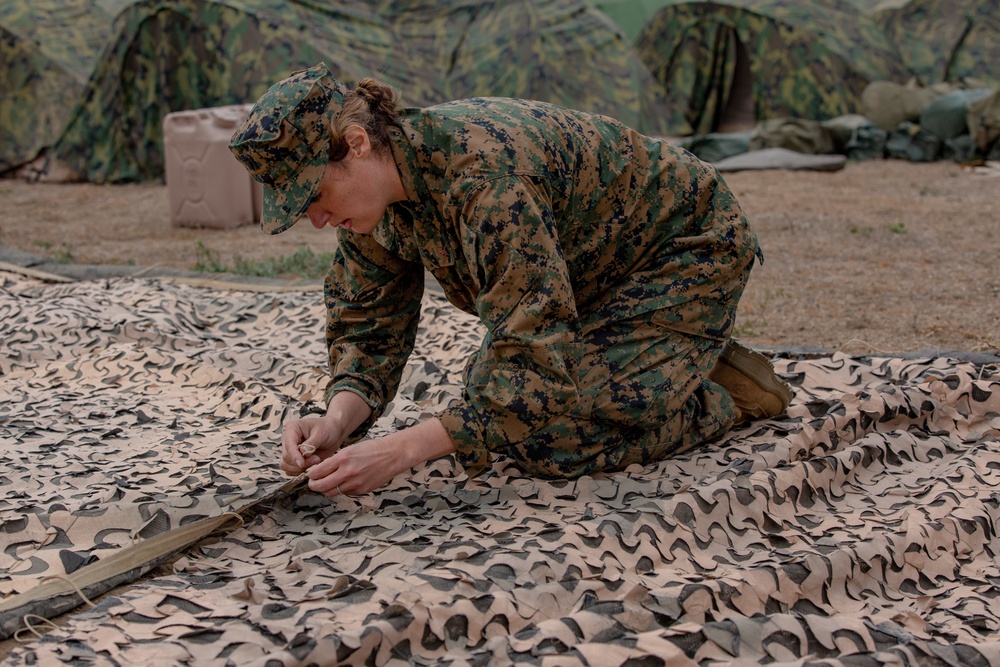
[304,158,387,235]
[304,125,404,235]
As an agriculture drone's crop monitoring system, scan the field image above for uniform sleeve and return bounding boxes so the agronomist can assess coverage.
[323,230,424,441]
[437,175,582,476]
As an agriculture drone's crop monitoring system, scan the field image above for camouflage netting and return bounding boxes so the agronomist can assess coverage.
[7,0,669,183]
[633,0,911,136]
[875,0,1000,88]
[2,270,1000,665]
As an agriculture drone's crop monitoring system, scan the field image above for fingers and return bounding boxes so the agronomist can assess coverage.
[279,452,320,476]
[306,467,344,497]
[282,425,402,497]
[304,447,361,497]
[280,416,344,475]
[281,420,310,470]
[305,453,341,491]
[305,437,404,498]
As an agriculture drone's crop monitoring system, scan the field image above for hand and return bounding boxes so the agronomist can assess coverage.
[279,415,346,475]
[305,434,410,497]
[279,391,374,476]
[305,418,458,498]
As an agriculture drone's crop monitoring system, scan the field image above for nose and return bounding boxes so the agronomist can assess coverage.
[306,207,330,230]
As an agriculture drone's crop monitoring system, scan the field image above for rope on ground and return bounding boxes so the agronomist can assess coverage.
[0,261,74,283]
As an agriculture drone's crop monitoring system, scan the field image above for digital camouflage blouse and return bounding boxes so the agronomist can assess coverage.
[322,97,758,476]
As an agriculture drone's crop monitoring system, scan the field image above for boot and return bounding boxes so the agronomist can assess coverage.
[709,339,793,423]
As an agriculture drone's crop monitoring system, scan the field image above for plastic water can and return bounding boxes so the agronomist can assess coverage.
[163,105,262,228]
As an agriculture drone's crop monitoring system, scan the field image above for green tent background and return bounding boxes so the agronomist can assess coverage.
[875,0,999,87]
[11,0,671,183]
[0,0,118,171]
[6,0,996,182]
[631,0,911,137]
[47,0,410,184]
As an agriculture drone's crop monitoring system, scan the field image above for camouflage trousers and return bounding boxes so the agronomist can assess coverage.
[463,310,743,480]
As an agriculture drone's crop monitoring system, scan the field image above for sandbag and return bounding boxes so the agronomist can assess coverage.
[943,134,976,163]
[885,121,941,162]
[920,89,994,141]
[845,126,888,161]
[822,114,887,161]
[750,118,834,155]
[821,114,870,151]
[967,90,1000,156]
[990,139,1000,161]
[861,81,941,132]
[681,131,753,163]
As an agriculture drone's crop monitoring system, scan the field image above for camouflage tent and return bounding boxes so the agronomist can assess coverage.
[37,0,670,183]
[47,0,413,184]
[633,0,910,136]
[875,0,1000,88]
[582,0,673,40]
[368,0,674,140]
[0,1,116,172]
[440,0,674,135]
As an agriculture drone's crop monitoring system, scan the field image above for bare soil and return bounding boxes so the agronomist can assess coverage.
[1,159,997,356]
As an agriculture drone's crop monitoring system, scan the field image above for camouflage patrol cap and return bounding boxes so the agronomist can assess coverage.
[229,63,346,234]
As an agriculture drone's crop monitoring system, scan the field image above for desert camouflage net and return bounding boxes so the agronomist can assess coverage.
[2,270,1000,665]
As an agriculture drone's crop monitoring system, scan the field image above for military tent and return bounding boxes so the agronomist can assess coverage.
[0,1,118,172]
[371,0,674,138]
[582,0,672,40]
[875,0,999,88]
[439,1,674,135]
[633,0,910,137]
[46,0,412,184]
[37,0,671,184]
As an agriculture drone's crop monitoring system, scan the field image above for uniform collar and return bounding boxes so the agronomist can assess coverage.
[387,114,431,206]
[384,114,454,269]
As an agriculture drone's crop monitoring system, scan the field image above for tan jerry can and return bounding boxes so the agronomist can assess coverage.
[163,104,262,229]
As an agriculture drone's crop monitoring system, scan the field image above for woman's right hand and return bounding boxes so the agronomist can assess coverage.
[279,391,374,476]
[279,415,348,475]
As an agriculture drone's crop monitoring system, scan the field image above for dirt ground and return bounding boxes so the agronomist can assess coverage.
[1,159,997,356]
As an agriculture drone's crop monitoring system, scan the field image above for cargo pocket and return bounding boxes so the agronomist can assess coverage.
[585,318,718,430]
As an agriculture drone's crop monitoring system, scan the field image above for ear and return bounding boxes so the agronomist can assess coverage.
[344,124,371,159]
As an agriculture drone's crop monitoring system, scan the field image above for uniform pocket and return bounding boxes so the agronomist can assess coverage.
[582,318,719,429]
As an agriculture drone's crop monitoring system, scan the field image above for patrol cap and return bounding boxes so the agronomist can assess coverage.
[229,63,346,234]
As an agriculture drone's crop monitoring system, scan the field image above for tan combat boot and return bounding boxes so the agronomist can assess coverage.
[709,339,793,423]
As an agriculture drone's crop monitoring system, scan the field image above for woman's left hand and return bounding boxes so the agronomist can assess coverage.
[305,418,457,497]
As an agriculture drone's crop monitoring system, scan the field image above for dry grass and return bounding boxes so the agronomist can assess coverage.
[1,159,997,355]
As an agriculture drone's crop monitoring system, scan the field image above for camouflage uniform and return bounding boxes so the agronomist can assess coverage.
[322,97,759,479]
